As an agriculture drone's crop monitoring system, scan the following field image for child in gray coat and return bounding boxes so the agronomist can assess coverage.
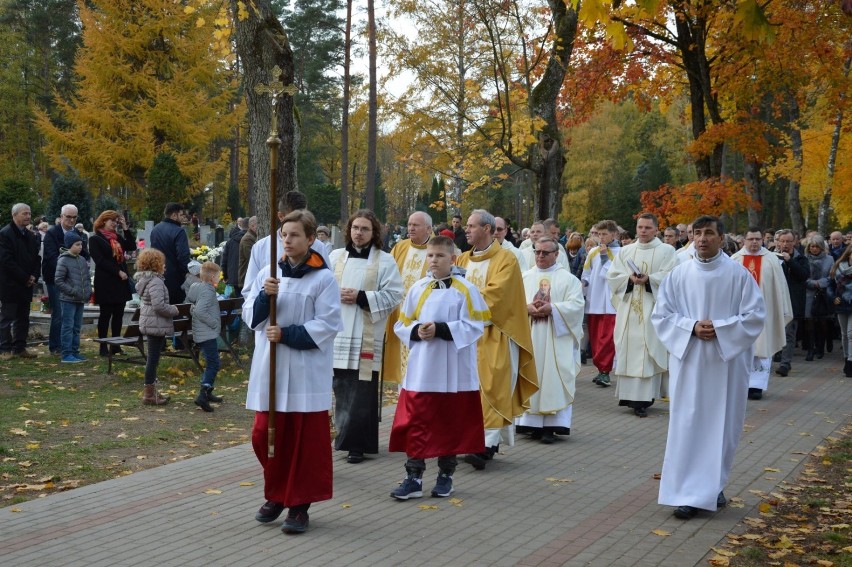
[55,232,92,363]
[187,261,223,412]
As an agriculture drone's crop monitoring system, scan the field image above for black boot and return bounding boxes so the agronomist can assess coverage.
[206,387,223,403]
[99,343,109,357]
[805,350,814,362]
[195,386,214,412]
[844,359,852,377]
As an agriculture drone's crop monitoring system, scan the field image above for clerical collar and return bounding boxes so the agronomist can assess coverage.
[472,240,495,256]
[537,264,560,272]
[696,250,723,263]
[345,243,371,259]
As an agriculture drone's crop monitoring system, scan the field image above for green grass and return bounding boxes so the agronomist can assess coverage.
[0,341,252,507]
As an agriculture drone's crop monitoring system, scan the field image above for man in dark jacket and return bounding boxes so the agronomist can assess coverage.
[149,202,191,304]
[452,214,470,253]
[0,203,41,359]
[774,229,809,377]
[220,217,247,295]
[41,204,90,355]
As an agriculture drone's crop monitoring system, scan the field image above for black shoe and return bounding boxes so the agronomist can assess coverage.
[530,430,542,440]
[281,508,309,534]
[206,388,224,403]
[464,453,488,470]
[634,407,648,418]
[815,351,824,359]
[195,386,214,412]
[748,388,763,400]
[805,351,814,361]
[346,451,364,464]
[255,501,285,523]
[775,364,790,377]
[717,491,727,507]
[673,505,698,519]
[826,341,833,353]
[772,352,781,363]
[581,351,588,364]
[845,360,852,377]
[541,431,555,444]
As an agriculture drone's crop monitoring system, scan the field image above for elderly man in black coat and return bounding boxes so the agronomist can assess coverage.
[0,203,41,359]
[774,229,810,377]
[41,204,90,355]
[220,217,247,296]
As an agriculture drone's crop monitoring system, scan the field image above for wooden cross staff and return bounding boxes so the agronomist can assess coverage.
[254,65,297,457]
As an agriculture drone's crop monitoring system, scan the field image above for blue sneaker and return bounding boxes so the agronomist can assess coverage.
[431,472,454,497]
[61,356,82,364]
[74,355,88,362]
[390,476,423,500]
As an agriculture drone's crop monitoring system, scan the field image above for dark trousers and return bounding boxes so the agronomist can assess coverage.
[332,369,380,454]
[405,456,458,475]
[144,336,166,385]
[46,283,62,352]
[97,302,125,353]
[0,300,31,353]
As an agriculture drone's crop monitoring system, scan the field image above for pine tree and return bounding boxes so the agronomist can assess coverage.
[34,0,236,203]
[47,174,93,229]
[146,152,189,222]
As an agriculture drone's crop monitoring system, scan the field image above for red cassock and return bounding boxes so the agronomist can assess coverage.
[389,389,485,458]
[251,411,333,506]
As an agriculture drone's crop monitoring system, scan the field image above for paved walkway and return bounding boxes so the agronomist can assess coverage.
[3,352,850,567]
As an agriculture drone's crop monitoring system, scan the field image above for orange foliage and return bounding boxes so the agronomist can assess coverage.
[687,113,785,165]
[639,178,756,227]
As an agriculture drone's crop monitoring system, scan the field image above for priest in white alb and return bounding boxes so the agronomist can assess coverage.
[606,213,678,417]
[652,215,765,520]
[517,237,584,444]
[330,210,403,464]
[731,228,793,400]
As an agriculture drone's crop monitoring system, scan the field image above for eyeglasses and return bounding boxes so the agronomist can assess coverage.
[495,227,506,232]
[63,215,77,219]
[534,249,557,256]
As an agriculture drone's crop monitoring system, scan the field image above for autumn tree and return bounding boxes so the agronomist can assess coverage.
[46,173,93,228]
[35,0,236,205]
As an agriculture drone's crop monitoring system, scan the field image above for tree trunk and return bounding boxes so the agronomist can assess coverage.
[529,0,579,220]
[340,0,352,227]
[743,160,762,227]
[231,0,296,236]
[785,95,805,235]
[817,54,850,235]
[365,0,377,211]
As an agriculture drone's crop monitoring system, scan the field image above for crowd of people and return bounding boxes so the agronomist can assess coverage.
[2,196,851,534]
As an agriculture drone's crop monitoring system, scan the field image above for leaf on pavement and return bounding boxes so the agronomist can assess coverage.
[341,503,352,508]
[417,505,438,510]
[204,489,222,495]
[764,467,780,472]
[238,482,254,486]
[651,529,671,537]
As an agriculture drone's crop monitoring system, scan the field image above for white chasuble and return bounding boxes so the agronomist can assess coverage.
[521,265,584,415]
[582,245,620,315]
[652,252,765,511]
[330,247,403,377]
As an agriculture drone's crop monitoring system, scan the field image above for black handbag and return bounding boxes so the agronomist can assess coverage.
[812,288,833,318]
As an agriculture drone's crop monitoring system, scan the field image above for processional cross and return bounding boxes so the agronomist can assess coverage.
[254,65,297,457]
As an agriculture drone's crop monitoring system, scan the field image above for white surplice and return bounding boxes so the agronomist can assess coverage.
[582,244,621,315]
[501,239,528,271]
[517,265,584,429]
[330,246,403,372]
[730,248,793,391]
[244,263,343,412]
[651,251,765,511]
[607,238,678,402]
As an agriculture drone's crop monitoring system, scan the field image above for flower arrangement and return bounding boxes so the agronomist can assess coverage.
[189,243,225,264]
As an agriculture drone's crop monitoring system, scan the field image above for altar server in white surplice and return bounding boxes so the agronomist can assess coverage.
[388,236,489,500]
[606,213,678,418]
[517,237,585,444]
[651,215,765,521]
[731,229,793,401]
[330,210,403,464]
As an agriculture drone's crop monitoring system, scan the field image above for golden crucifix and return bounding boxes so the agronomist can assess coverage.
[254,64,296,458]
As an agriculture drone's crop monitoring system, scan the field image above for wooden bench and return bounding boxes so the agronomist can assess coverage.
[96,297,244,374]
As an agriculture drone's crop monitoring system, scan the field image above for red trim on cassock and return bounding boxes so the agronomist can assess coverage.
[588,313,616,373]
[252,411,333,507]
[389,389,485,458]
